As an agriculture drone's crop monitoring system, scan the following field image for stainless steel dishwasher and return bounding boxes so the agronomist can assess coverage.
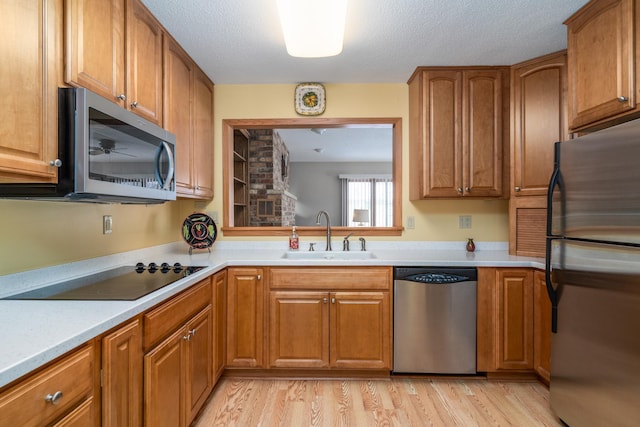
[393,267,477,374]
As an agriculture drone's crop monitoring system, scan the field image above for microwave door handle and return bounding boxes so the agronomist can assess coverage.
[155,141,175,190]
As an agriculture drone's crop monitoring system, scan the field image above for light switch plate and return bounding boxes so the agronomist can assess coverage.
[103,215,113,234]
[406,216,415,229]
[459,215,472,229]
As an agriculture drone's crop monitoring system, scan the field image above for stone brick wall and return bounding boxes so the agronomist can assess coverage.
[248,130,295,226]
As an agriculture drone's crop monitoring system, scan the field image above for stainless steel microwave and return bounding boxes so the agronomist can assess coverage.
[0,88,176,203]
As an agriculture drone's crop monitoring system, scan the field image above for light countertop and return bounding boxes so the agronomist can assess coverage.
[0,240,543,388]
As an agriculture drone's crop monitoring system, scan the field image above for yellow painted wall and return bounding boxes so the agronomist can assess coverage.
[206,83,509,242]
[0,199,195,275]
[0,83,508,276]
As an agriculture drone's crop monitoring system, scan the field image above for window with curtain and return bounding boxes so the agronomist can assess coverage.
[339,174,393,227]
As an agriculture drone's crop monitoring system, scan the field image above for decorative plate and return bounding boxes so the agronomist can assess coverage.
[294,83,326,116]
[182,213,217,250]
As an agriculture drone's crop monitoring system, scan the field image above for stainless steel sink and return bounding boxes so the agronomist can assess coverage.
[281,251,376,260]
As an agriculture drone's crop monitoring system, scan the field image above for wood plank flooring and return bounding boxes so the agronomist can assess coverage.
[193,377,563,426]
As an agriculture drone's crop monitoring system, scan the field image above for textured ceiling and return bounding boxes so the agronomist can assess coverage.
[141,0,586,85]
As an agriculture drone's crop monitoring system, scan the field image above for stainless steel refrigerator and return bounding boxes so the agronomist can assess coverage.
[546,119,640,427]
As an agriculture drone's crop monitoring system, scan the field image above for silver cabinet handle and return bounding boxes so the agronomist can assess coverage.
[45,391,63,405]
[130,101,138,108]
[49,159,62,168]
[465,186,470,192]
[514,186,521,192]
[618,96,629,102]
[331,297,336,304]
[323,297,328,303]
[188,329,196,336]
[256,274,261,281]
[117,94,126,101]
[457,187,463,193]
[183,334,191,341]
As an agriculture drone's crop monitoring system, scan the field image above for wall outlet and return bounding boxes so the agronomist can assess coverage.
[459,215,472,229]
[406,216,415,229]
[103,215,113,234]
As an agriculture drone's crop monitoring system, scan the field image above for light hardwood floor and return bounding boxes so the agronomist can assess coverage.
[193,377,563,426]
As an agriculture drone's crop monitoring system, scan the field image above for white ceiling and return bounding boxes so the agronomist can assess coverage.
[276,127,393,162]
[141,0,586,85]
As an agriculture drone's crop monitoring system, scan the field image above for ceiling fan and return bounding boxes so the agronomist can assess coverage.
[89,139,135,157]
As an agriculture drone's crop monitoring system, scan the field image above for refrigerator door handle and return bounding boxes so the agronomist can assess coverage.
[546,142,564,238]
[545,237,560,333]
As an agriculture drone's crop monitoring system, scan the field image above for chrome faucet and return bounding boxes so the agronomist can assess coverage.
[315,210,332,251]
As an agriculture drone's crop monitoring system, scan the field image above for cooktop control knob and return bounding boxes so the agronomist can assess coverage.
[160,262,171,273]
[173,262,183,273]
[135,262,146,273]
[148,262,158,273]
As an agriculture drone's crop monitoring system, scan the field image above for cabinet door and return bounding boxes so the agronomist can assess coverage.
[164,35,195,196]
[496,269,533,370]
[52,398,96,427]
[0,0,61,183]
[102,319,142,427]
[566,0,635,130]
[193,68,215,198]
[185,307,213,424]
[533,270,552,383]
[126,0,163,125]
[269,291,329,368]
[463,70,504,197]
[64,0,125,105]
[212,270,227,381]
[512,52,567,197]
[417,70,463,198]
[330,292,391,369]
[227,268,264,367]
[144,329,184,427]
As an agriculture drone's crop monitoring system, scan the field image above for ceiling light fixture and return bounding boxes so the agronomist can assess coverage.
[276,0,348,58]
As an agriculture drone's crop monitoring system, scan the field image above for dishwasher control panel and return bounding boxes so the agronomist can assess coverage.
[405,273,470,284]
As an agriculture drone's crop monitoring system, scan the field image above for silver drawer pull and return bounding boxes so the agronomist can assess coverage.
[45,391,63,405]
[183,334,191,341]
[256,274,261,281]
[331,297,336,304]
[188,329,196,336]
[618,96,629,102]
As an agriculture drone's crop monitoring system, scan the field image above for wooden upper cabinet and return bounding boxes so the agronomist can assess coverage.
[192,68,215,199]
[164,36,194,195]
[64,0,125,106]
[565,0,638,131]
[65,0,163,125]
[125,0,163,124]
[164,36,214,199]
[409,67,507,199]
[0,0,61,183]
[511,51,568,197]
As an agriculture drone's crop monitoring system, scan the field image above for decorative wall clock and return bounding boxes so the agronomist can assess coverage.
[294,83,326,116]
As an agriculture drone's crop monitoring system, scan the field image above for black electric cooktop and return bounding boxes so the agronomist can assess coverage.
[5,263,206,301]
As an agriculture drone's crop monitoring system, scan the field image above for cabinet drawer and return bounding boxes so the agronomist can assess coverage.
[0,344,94,427]
[144,278,211,351]
[269,267,392,290]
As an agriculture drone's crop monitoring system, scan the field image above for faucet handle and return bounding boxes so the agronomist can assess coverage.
[343,233,354,251]
[358,237,366,251]
[309,242,316,251]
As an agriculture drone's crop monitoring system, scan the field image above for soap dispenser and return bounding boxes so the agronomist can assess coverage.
[289,226,299,250]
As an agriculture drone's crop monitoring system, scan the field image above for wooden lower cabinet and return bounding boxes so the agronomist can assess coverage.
[477,267,534,372]
[0,343,97,427]
[101,319,143,427]
[268,267,392,371]
[227,267,264,367]
[212,270,227,380]
[533,270,552,383]
[144,306,212,427]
